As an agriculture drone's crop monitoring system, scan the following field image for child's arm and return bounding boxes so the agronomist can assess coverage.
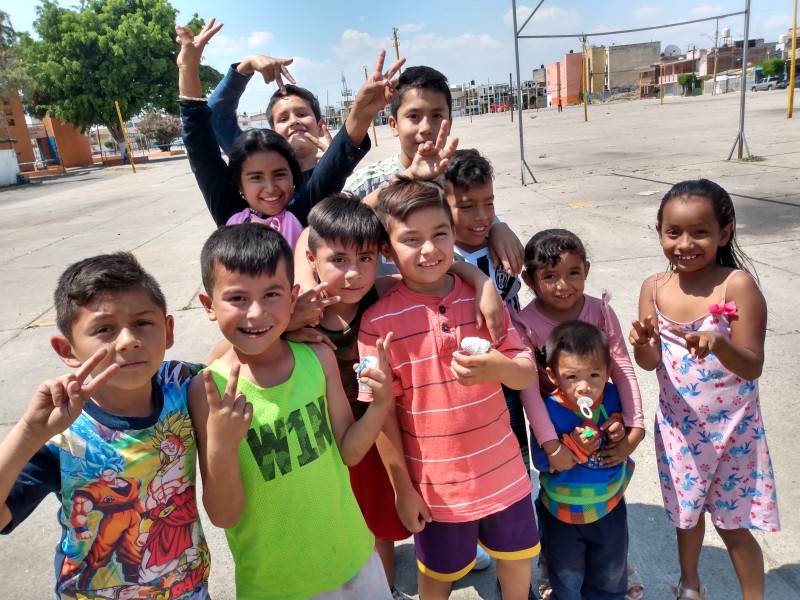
[486,223,525,277]
[448,262,505,343]
[176,19,247,225]
[630,275,662,370]
[600,426,645,467]
[0,349,118,530]
[188,365,252,528]
[376,410,432,532]
[670,271,766,381]
[209,54,296,155]
[311,335,395,465]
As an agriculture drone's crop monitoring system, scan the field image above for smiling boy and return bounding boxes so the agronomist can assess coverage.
[0,252,210,599]
[357,178,540,600]
[191,223,397,599]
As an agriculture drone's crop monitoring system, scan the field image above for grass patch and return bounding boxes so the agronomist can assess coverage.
[741,155,766,162]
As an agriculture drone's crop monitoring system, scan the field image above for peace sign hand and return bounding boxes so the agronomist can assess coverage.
[629,314,659,348]
[203,364,253,451]
[21,348,119,440]
[353,50,406,117]
[669,328,719,359]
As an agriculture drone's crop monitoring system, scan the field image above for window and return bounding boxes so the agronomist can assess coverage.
[7,119,15,126]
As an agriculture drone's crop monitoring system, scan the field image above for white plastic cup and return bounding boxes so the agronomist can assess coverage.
[356,356,378,391]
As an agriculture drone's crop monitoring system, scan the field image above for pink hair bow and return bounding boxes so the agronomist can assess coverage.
[708,300,737,317]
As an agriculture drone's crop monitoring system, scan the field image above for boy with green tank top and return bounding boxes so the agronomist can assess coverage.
[189,223,396,600]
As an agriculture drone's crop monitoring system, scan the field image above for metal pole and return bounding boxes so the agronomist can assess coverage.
[392,28,402,74]
[728,0,751,159]
[712,18,719,95]
[788,0,797,118]
[512,0,536,183]
[114,100,136,173]
[509,72,514,122]
[660,60,664,104]
[581,34,589,121]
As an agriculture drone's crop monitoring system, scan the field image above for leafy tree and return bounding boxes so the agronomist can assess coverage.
[677,73,700,95]
[19,1,222,146]
[0,11,32,92]
[760,57,786,77]
[137,110,181,149]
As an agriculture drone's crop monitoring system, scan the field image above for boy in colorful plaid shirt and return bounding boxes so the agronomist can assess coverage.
[530,320,635,600]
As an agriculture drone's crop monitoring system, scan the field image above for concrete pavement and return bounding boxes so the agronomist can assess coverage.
[0,89,798,598]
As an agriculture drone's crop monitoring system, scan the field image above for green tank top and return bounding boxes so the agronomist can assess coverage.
[208,342,374,600]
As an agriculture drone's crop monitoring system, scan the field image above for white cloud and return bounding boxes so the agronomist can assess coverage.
[503,4,581,31]
[397,23,425,34]
[634,7,660,20]
[691,5,724,18]
[762,14,791,32]
[330,28,392,59]
[203,33,245,56]
[247,31,273,49]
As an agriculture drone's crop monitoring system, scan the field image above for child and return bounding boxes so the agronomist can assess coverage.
[532,320,635,600]
[176,19,402,229]
[358,178,540,600]
[191,223,396,599]
[344,65,525,278]
[444,148,529,470]
[208,55,331,171]
[513,228,645,600]
[0,252,210,599]
[630,179,779,600]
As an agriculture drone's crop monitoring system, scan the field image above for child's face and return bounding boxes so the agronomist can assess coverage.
[657,195,732,274]
[270,95,324,163]
[522,252,589,317]
[200,261,298,357]
[307,240,379,305]
[445,182,495,252]
[384,206,455,295]
[239,150,295,217]
[52,290,174,401]
[547,351,611,404]
[389,88,450,166]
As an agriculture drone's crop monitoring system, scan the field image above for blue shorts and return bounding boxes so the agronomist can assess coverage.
[414,495,541,582]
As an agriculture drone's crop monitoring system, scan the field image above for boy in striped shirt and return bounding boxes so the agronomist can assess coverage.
[357,178,540,600]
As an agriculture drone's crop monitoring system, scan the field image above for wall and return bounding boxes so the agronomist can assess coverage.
[44,117,93,168]
[607,42,661,89]
[0,90,35,170]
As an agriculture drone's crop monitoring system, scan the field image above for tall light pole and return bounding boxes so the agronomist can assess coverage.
[788,0,797,118]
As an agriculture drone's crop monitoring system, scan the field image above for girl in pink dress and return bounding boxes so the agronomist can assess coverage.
[630,179,779,600]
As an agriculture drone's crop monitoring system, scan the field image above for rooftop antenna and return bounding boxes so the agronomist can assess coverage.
[341,72,352,107]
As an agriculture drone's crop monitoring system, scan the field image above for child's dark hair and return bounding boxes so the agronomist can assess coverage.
[444,149,494,190]
[54,252,167,340]
[266,84,322,127]
[376,177,452,233]
[307,194,386,253]
[228,128,303,191]
[524,229,587,276]
[546,321,610,373]
[201,223,295,294]
[389,66,452,119]
[657,179,756,278]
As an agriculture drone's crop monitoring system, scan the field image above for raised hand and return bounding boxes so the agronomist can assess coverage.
[352,50,406,117]
[21,348,119,440]
[487,222,525,276]
[629,314,659,348]
[288,281,340,329]
[202,364,252,450]
[356,333,394,405]
[403,120,459,181]
[175,17,223,70]
[238,54,296,93]
[669,328,719,359]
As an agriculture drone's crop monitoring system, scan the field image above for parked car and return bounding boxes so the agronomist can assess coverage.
[169,137,184,150]
[752,76,781,91]
[776,75,800,89]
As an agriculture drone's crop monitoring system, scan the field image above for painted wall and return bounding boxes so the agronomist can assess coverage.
[607,42,661,89]
[0,90,35,170]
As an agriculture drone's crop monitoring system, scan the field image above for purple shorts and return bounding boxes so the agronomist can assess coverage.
[414,495,541,582]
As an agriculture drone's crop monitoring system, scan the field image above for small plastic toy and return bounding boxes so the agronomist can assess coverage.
[460,337,491,356]
[355,356,378,391]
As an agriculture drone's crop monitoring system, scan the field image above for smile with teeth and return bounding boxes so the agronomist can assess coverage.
[239,326,271,336]
[469,226,487,234]
[677,254,699,261]
[419,259,441,268]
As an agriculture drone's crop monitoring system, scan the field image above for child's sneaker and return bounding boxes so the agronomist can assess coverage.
[472,545,492,571]
[390,587,413,600]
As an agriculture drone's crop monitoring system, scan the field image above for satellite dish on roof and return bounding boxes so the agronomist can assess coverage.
[664,44,681,58]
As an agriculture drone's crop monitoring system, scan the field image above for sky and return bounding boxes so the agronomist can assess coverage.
[5,1,794,115]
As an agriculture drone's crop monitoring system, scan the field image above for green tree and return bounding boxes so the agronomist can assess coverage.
[0,11,32,92]
[760,57,786,77]
[19,1,222,146]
